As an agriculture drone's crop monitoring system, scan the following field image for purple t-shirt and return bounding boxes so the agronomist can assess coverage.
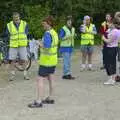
[107,28,120,47]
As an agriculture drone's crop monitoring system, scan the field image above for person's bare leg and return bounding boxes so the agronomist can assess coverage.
[88,52,93,69]
[48,74,54,98]
[42,74,55,104]
[19,60,29,80]
[36,76,45,102]
[82,52,87,64]
[28,76,44,108]
[81,52,87,70]
[9,61,16,81]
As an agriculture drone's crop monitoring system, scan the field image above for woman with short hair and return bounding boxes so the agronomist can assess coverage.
[28,16,59,108]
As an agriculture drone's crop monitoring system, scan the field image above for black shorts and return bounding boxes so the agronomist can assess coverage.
[38,65,56,77]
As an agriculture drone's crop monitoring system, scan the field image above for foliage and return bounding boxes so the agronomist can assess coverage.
[0,0,120,44]
[24,3,50,38]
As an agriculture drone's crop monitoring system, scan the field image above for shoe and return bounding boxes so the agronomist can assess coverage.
[62,75,69,79]
[24,76,30,80]
[28,100,43,108]
[62,75,75,80]
[80,67,85,72]
[88,67,95,71]
[9,75,15,81]
[42,97,55,104]
[115,75,120,82]
[68,75,75,80]
[104,79,115,85]
[100,66,105,70]
[88,67,92,71]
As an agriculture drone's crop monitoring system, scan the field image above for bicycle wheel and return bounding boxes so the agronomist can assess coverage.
[25,54,32,71]
[15,54,32,71]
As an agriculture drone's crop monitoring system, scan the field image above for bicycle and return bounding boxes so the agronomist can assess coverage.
[0,40,32,71]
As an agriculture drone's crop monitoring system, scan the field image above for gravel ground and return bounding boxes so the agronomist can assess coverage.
[0,46,120,120]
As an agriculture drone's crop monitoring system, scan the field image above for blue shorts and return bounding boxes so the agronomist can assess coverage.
[81,45,94,54]
[38,65,56,77]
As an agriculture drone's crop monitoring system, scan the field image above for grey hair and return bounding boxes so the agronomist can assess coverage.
[113,12,120,29]
[12,12,20,17]
[114,12,120,18]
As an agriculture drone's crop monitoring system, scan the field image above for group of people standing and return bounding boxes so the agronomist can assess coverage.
[28,12,120,108]
[2,11,120,108]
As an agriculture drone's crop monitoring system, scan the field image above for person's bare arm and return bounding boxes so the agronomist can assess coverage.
[102,35,112,43]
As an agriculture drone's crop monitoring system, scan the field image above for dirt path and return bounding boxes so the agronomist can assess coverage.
[0,46,120,120]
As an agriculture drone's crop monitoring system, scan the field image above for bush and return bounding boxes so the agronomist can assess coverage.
[24,4,50,39]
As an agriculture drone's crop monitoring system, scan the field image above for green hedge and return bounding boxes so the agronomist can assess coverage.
[23,4,102,46]
[24,4,50,39]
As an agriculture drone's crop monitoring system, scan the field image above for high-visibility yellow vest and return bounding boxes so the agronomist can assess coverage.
[60,25,75,47]
[39,28,58,66]
[81,24,95,45]
[7,20,28,48]
[0,52,3,60]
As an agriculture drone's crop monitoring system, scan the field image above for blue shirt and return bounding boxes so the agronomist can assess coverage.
[43,31,52,48]
[59,28,73,53]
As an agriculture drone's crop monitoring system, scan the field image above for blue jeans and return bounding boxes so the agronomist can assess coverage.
[62,52,72,76]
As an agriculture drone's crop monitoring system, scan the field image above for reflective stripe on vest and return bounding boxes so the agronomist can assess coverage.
[39,29,58,66]
[60,26,75,47]
[81,24,95,45]
[7,20,28,48]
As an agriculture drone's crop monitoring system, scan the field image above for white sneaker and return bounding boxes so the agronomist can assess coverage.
[104,79,115,85]
[9,75,15,81]
[80,67,86,72]
[80,64,86,71]
[24,76,30,80]
[9,71,16,81]
[88,66,92,71]
[87,64,93,71]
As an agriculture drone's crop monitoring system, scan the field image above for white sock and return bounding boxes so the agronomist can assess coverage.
[88,64,92,68]
[109,75,115,80]
[82,64,86,68]
[11,71,15,75]
[24,70,27,76]
[36,99,42,104]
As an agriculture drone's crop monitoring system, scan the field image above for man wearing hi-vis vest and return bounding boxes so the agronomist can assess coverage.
[6,12,29,81]
[59,16,75,80]
[0,51,3,65]
[80,15,97,71]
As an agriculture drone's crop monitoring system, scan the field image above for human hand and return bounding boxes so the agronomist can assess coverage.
[64,35,72,40]
[37,40,43,47]
[102,35,105,41]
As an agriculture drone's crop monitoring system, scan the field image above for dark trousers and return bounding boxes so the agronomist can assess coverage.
[104,47,118,76]
[102,46,107,66]
[118,47,120,62]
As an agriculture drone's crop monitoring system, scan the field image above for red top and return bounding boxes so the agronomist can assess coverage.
[100,21,110,47]
[100,21,109,35]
